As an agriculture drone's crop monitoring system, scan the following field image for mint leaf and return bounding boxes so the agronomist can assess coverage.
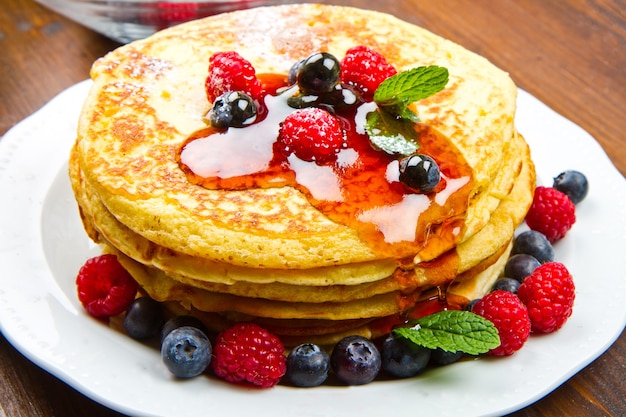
[374,66,449,109]
[392,310,500,355]
[365,109,419,155]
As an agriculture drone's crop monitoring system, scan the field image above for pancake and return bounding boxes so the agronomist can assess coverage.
[69,4,536,344]
[73,3,521,270]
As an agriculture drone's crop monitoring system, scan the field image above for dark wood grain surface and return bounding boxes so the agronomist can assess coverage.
[1,0,624,416]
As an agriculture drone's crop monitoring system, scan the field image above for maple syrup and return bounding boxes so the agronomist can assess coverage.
[178,75,474,261]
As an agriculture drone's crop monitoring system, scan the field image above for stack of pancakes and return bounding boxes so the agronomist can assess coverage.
[69,4,535,345]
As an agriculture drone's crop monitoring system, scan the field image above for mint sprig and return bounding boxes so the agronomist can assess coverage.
[364,65,449,156]
[374,66,449,108]
[392,310,500,355]
[365,110,419,155]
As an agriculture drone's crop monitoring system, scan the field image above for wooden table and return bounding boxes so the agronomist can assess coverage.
[1,0,624,415]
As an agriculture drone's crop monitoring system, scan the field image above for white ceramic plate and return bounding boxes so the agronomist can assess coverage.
[0,80,624,417]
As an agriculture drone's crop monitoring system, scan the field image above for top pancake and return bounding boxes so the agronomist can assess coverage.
[74,4,519,269]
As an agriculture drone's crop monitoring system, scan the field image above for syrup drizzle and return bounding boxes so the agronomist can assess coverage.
[178,77,474,260]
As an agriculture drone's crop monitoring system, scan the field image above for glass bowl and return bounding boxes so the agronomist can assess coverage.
[36,0,291,43]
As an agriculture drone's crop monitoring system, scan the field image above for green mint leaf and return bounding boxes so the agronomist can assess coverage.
[374,66,449,109]
[365,109,420,155]
[392,310,500,355]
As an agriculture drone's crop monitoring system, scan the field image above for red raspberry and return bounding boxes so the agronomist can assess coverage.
[278,107,346,163]
[340,46,397,101]
[525,186,576,243]
[473,290,531,356]
[518,262,575,333]
[212,322,286,388]
[76,254,137,318]
[205,51,263,103]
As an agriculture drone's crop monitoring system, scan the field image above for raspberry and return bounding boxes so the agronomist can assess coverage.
[525,186,576,243]
[340,46,397,101]
[518,262,575,333]
[205,51,263,103]
[76,254,138,318]
[472,290,531,356]
[278,107,346,163]
[212,322,286,388]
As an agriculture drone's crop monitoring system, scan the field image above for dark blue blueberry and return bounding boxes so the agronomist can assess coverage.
[161,326,211,378]
[288,59,305,85]
[430,348,464,366]
[287,83,360,111]
[504,254,541,282]
[381,334,431,378]
[492,277,521,293]
[123,297,164,340]
[399,154,441,193]
[467,299,480,312]
[297,52,341,94]
[553,170,588,204]
[208,91,257,128]
[511,230,555,263]
[286,343,330,387]
[330,335,381,385]
[160,315,209,343]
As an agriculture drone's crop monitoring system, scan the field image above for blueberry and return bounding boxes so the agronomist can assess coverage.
[492,277,521,293]
[381,334,431,378]
[553,170,588,204]
[208,91,257,128]
[330,335,381,385]
[160,315,209,343]
[511,230,555,263]
[123,297,165,340]
[286,343,330,387]
[466,299,480,312]
[430,348,464,366]
[297,52,341,94]
[504,254,541,282]
[161,326,211,378]
[399,154,441,193]
[287,83,360,111]
[288,59,305,85]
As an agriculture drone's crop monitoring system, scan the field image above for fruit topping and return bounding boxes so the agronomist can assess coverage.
[511,230,555,263]
[205,51,263,103]
[525,186,576,243]
[330,335,381,385]
[277,107,346,163]
[472,290,531,356]
[285,343,330,387]
[295,52,342,94]
[76,254,138,318]
[518,262,575,333]
[207,91,257,128]
[504,253,541,282]
[429,348,464,366]
[161,315,210,342]
[211,322,286,388]
[123,297,165,340]
[553,170,589,204]
[492,277,521,293]
[340,45,397,101]
[381,333,431,378]
[398,153,441,193]
[287,83,360,111]
[161,326,212,378]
